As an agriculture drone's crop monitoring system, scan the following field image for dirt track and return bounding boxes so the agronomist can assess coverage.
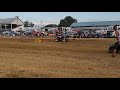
[0,37,120,78]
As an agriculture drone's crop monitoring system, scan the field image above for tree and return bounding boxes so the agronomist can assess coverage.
[29,22,34,27]
[24,21,29,27]
[58,19,67,27]
[24,21,34,27]
[58,16,77,27]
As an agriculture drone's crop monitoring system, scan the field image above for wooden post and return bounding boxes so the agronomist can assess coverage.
[0,24,1,30]
[11,24,12,31]
[1,24,2,30]
[5,24,7,30]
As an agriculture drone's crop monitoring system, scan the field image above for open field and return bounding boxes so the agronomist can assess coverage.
[0,37,120,78]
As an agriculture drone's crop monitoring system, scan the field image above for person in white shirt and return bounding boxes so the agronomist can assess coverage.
[113,25,120,54]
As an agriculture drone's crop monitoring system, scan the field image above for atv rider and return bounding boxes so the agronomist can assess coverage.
[113,25,120,53]
[56,34,63,41]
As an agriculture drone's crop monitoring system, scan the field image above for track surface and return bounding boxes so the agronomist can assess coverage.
[0,37,119,78]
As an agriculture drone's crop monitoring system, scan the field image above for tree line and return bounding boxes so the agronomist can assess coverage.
[24,16,77,27]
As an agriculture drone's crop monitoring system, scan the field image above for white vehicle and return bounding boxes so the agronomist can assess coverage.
[107,30,116,37]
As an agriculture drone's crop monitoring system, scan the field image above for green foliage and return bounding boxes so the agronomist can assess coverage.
[58,16,77,27]
[24,21,34,27]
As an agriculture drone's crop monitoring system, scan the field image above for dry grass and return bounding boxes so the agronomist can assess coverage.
[0,37,120,78]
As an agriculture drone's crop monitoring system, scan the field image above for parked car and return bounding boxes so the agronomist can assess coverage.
[1,31,14,36]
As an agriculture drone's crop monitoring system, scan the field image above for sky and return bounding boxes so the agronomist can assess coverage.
[0,12,120,25]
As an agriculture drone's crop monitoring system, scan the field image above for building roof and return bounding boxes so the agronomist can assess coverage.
[71,21,120,27]
[0,18,17,24]
[0,18,24,24]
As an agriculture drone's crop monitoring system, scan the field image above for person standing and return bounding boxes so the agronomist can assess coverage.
[113,25,120,54]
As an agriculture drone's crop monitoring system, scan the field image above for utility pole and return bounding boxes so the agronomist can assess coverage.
[41,20,42,31]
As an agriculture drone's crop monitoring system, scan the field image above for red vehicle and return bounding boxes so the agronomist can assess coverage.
[32,30,41,36]
[72,29,80,33]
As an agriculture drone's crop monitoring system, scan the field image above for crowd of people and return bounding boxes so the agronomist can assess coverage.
[70,31,114,38]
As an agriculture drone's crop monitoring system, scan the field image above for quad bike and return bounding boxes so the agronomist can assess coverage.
[109,42,120,53]
[55,35,68,42]
[109,44,114,53]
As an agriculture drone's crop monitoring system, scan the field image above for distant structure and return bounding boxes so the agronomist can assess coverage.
[70,21,120,30]
[0,16,24,32]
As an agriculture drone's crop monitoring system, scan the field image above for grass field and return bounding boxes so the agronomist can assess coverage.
[0,37,120,78]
